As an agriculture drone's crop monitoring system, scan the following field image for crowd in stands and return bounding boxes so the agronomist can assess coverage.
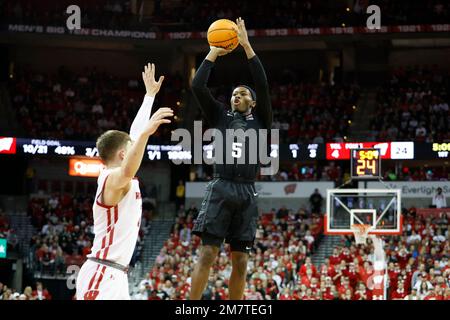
[0,209,19,252]
[371,66,450,142]
[9,65,181,142]
[0,281,52,300]
[133,204,325,300]
[262,161,344,183]
[26,192,152,277]
[270,82,360,144]
[383,166,450,181]
[9,62,360,145]
[2,0,449,32]
[134,205,449,300]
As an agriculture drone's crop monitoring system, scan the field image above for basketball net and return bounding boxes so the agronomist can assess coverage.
[351,224,372,244]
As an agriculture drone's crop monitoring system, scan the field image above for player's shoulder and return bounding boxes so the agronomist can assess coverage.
[97,168,112,184]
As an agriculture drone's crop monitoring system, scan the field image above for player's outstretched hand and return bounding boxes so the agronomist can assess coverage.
[144,107,173,136]
[236,17,250,48]
[142,63,164,97]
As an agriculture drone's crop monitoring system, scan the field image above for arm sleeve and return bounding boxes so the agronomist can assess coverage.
[248,55,273,129]
[191,59,223,126]
[129,95,155,141]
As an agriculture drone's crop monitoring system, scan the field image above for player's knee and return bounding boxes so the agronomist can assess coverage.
[199,246,218,267]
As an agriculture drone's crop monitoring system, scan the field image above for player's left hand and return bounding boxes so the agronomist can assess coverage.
[142,63,164,97]
[236,17,250,48]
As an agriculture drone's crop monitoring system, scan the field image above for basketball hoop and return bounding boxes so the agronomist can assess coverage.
[351,224,372,244]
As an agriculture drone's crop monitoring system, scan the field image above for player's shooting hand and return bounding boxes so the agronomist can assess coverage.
[142,63,164,97]
[144,107,173,136]
[236,17,250,48]
[209,46,232,57]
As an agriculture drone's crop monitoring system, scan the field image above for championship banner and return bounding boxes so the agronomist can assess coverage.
[6,24,450,40]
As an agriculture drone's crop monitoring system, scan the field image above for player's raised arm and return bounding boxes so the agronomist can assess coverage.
[236,17,272,129]
[106,107,173,198]
[129,63,164,141]
[191,47,231,126]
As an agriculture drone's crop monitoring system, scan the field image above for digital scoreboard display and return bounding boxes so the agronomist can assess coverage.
[1,136,449,161]
[350,148,381,179]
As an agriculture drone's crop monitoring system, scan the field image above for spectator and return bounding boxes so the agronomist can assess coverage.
[175,180,185,210]
[133,286,149,300]
[414,273,434,292]
[432,187,447,208]
[32,282,52,300]
[353,282,370,300]
[276,205,289,219]
[309,188,323,214]
[148,289,162,300]
[23,286,35,300]
[161,280,174,297]
[391,281,408,300]
[2,288,12,300]
[179,225,191,247]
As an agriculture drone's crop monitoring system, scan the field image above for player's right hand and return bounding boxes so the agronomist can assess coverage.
[144,107,173,136]
[210,46,232,57]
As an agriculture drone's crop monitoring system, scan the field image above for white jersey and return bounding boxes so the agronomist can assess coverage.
[87,168,142,266]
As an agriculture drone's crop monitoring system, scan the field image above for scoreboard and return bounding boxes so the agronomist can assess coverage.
[350,148,381,179]
[0,137,449,161]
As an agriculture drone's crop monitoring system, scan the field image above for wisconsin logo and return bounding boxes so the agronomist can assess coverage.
[83,290,100,300]
[0,137,16,154]
[284,183,297,195]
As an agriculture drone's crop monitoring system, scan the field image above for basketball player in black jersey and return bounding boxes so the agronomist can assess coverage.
[190,18,273,300]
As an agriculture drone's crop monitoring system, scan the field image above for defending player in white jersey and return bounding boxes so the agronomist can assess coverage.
[76,63,173,300]
[369,235,387,300]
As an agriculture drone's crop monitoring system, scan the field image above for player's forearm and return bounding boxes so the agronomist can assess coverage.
[248,55,268,85]
[121,133,149,179]
[192,59,214,88]
[130,95,155,141]
[248,56,272,128]
[242,43,255,59]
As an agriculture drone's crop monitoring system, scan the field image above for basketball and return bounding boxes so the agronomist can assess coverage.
[207,19,239,51]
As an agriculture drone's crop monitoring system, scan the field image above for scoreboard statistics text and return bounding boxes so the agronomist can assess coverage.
[0,137,449,161]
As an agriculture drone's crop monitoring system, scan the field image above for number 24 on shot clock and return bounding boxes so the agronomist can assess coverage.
[351,148,381,179]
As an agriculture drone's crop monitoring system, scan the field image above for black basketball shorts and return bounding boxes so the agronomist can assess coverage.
[192,178,259,253]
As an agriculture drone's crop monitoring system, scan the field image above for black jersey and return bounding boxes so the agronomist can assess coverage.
[191,55,273,181]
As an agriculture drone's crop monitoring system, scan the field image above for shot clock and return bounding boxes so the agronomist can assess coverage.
[350,148,381,179]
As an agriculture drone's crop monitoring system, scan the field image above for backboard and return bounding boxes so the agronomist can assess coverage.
[324,188,402,235]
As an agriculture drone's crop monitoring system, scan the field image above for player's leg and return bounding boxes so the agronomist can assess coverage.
[113,271,131,300]
[227,183,259,300]
[191,179,232,299]
[190,237,221,299]
[369,235,386,300]
[94,268,131,300]
[229,245,250,299]
[76,260,107,300]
